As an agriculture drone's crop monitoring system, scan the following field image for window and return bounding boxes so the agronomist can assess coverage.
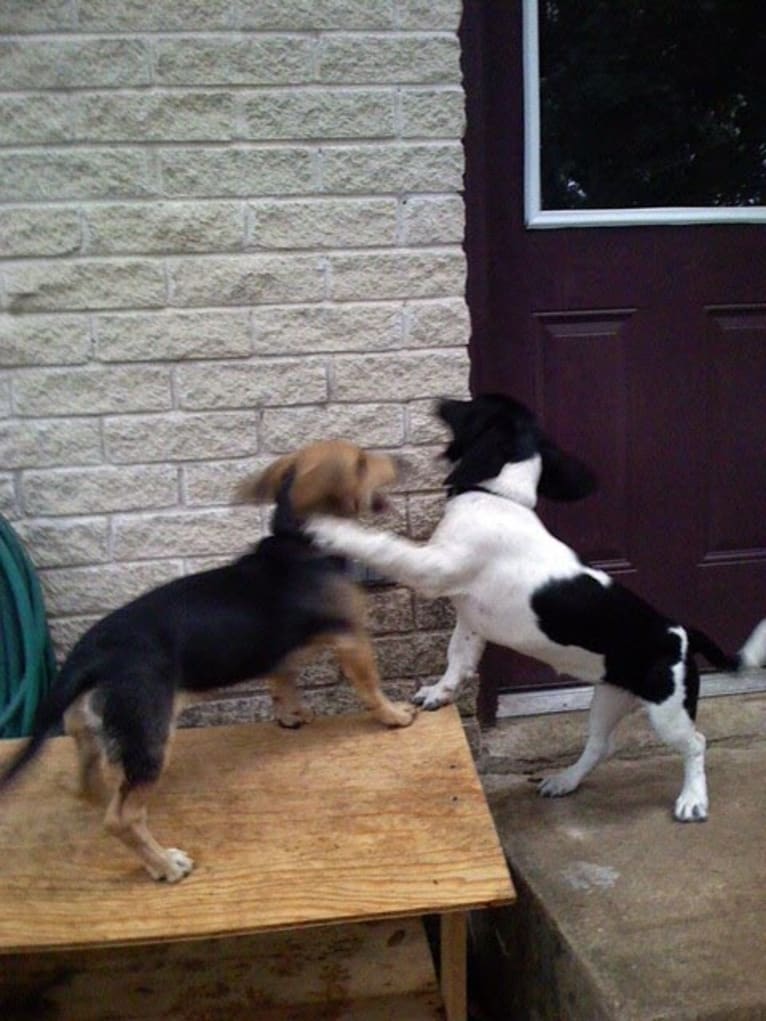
[524,0,766,227]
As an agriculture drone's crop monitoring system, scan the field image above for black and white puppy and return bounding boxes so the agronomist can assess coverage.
[307,394,766,823]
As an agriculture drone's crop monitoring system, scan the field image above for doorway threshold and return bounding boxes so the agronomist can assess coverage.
[496,669,766,720]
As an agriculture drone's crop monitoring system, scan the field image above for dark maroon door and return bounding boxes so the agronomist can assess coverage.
[461,1,766,714]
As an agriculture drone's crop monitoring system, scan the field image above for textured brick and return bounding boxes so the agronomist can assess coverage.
[401,195,465,244]
[40,561,183,616]
[389,443,447,492]
[239,0,395,30]
[396,0,462,31]
[0,379,10,417]
[0,208,81,259]
[329,249,466,300]
[242,89,395,140]
[249,198,397,250]
[319,34,459,84]
[78,0,234,31]
[14,365,171,416]
[373,630,448,679]
[168,254,324,307]
[85,202,243,256]
[0,0,74,32]
[0,418,102,469]
[16,518,109,569]
[0,150,153,202]
[0,39,150,89]
[365,587,414,633]
[321,142,463,192]
[0,475,16,519]
[333,349,467,402]
[414,595,455,631]
[5,259,165,313]
[406,398,451,444]
[94,310,251,362]
[400,87,465,137]
[408,492,446,539]
[104,412,258,464]
[155,37,314,86]
[74,92,236,143]
[253,303,403,355]
[160,147,314,198]
[22,465,179,516]
[404,297,469,346]
[113,506,260,561]
[262,403,404,451]
[178,358,327,410]
[0,94,72,145]
[182,455,271,507]
[48,615,97,657]
[0,314,90,367]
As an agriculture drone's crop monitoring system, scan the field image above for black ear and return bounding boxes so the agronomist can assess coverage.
[538,437,598,502]
[444,426,511,493]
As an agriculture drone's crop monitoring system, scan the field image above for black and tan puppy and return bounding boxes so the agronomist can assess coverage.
[0,441,415,882]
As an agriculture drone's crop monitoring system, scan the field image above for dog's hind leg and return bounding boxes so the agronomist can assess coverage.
[105,778,193,882]
[645,653,707,822]
[540,683,637,798]
[414,618,485,710]
[64,694,109,803]
[268,673,315,728]
[332,633,417,728]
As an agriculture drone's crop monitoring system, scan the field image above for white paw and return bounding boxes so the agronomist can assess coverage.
[412,683,454,711]
[674,791,708,823]
[149,847,194,883]
[539,768,581,798]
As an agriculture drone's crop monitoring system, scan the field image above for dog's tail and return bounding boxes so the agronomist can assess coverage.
[688,618,766,672]
[0,656,94,793]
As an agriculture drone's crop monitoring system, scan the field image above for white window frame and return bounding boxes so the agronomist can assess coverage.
[523,0,766,229]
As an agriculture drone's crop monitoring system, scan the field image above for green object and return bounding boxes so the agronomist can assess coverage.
[0,515,56,738]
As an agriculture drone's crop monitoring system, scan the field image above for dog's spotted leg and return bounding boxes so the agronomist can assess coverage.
[540,683,636,798]
[647,700,708,822]
[414,620,485,710]
[268,674,315,729]
[333,634,417,728]
[104,781,194,882]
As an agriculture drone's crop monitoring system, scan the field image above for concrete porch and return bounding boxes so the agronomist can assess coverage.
[468,689,766,1021]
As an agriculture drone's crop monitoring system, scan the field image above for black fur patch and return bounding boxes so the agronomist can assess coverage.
[438,394,597,501]
[531,574,686,705]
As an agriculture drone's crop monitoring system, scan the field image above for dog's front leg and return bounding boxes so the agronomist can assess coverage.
[540,683,637,798]
[414,617,485,710]
[307,517,470,599]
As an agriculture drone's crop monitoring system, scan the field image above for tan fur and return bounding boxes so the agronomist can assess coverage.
[61,440,413,882]
[235,440,397,518]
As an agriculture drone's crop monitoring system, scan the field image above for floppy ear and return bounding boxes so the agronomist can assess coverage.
[538,437,598,502]
[444,426,511,493]
[233,454,296,504]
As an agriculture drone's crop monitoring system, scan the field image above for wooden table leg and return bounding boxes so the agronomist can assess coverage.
[440,910,468,1021]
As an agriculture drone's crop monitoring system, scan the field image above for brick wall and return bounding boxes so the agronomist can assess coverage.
[0,0,469,722]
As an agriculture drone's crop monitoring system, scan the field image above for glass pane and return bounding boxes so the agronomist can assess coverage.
[539,1,766,210]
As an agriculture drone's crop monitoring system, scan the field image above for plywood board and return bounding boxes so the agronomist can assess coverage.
[0,918,444,1021]
[0,706,514,952]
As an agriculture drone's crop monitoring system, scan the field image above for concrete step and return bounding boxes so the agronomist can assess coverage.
[471,693,766,1020]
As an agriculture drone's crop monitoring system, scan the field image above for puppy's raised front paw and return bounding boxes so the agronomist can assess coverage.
[148,847,194,883]
[412,683,454,711]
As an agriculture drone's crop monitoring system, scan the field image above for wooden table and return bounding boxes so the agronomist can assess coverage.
[0,705,514,1020]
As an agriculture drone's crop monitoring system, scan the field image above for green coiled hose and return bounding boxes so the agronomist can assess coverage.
[0,515,56,738]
